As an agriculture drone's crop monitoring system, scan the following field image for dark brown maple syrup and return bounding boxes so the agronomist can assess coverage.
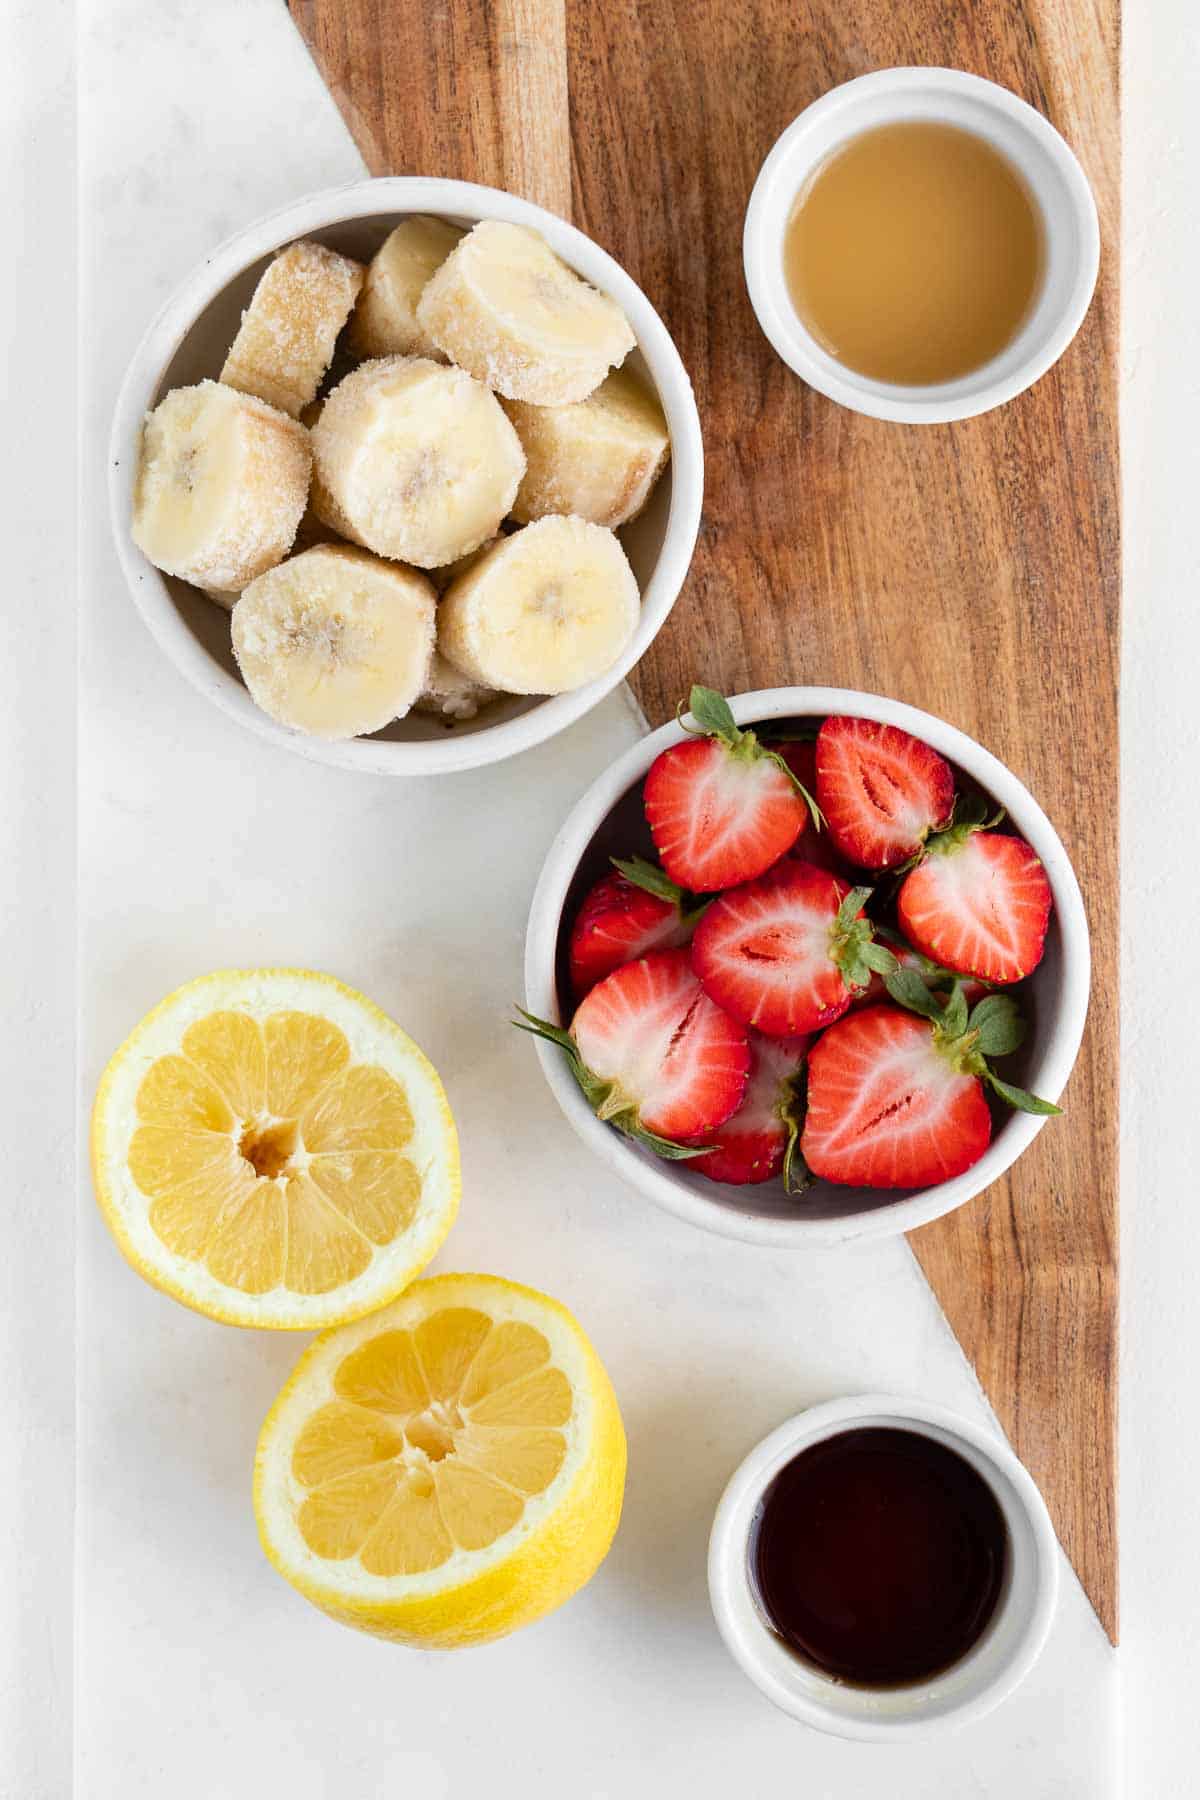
[750,1426,1007,1687]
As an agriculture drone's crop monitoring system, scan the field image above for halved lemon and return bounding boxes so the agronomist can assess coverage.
[90,969,459,1329]
[254,1273,626,1647]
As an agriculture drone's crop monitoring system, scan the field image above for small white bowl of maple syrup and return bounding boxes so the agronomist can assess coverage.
[708,1394,1060,1740]
[743,68,1100,424]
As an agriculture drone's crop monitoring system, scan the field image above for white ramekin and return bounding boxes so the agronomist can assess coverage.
[523,687,1090,1246]
[707,1394,1060,1740]
[743,68,1100,424]
[109,178,703,776]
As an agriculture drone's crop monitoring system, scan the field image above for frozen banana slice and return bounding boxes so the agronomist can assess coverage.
[294,400,353,552]
[348,216,464,362]
[220,240,364,419]
[414,653,497,723]
[416,220,636,405]
[132,380,311,594]
[505,367,671,528]
[310,357,525,568]
[232,544,435,740]
[437,516,639,696]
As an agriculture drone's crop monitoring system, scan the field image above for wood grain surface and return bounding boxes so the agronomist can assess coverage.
[289,0,1120,1640]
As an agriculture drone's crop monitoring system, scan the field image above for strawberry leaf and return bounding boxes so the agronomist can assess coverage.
[875,925,995,997]
[765,751,824,830]
[629,1127,716,1161]
[687,685,742,744]
[512,1008,575,1055]
[986,1073,1062,1116]
[969,994,1027,1058]
[940,980,969,1040]
[513,1009,616,1114]
[831,887,891,993]
[836,885,874,928]
[611,855,686,907]
[924,792,1006,857]
[512,1009,717,1160]
[779,1069,814,1196]
[884,966,945,1022]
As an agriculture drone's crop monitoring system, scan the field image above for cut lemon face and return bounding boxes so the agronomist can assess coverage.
[90,970,459,1329]
[254,1273,626,1647]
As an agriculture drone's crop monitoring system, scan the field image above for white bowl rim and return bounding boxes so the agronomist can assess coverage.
[706,1393,1060,1740]
[108,175,704,777]
[743,67,1101,424]
[523,685,1091,1247]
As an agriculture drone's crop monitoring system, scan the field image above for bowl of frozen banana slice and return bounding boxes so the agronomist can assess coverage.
[110,178,704,775]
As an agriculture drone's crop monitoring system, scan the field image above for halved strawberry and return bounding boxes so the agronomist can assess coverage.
[568,857,704,999]
[801,973,1060,1189]
[693,1030,810,1190]
[897,821,1052,984]
[690,861,896,1038]
[644,687,818,892]
[516,948,750,1152]
[816,716,955,870]
[769,739,848,876]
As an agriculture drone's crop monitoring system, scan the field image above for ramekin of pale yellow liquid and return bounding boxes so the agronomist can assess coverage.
[743,68,1100,424]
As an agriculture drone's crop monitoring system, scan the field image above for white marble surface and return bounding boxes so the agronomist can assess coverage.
[4,0,1198,1792]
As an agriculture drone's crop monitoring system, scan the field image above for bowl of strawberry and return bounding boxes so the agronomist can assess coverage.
[520,686,1090,1244]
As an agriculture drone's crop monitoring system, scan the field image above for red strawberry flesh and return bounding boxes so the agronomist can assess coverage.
[816,716,954,870]
[571,948,750,1140]
[568,869,693,999]
[691,861,867,1038]
[644,736,805,892]
[801,1004,992,1189]
[693,1030,809,1187]
[898,831,1052,984]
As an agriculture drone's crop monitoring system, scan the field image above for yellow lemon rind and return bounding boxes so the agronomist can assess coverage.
[253,1273,626,1647]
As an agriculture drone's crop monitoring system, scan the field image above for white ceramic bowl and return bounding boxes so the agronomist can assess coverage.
[707,1394,1060,1739]
[743,68,1100,424]
[109,178,703,776]
[523,687,1089,1246]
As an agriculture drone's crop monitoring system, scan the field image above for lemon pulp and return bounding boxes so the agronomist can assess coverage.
[255,1274,626,1646]
[91,970,459,1329]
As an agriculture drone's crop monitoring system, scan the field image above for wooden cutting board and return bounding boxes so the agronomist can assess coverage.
[288,0,1120,1641]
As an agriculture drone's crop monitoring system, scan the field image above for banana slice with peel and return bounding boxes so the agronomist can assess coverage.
[232,544,436,739]
[220,240,364,419]
[132,380,311,594]
[437,516,640,695]
[310,357,525,568]
[505,366,671,528]
[348,216,464,362]
[416,221,636,405]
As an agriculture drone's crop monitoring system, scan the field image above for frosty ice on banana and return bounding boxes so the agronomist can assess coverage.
[437,516,640,696]
[232,544,436,740]
[417,219,636,405]
[348,215,465,362]
[220,239,364,419]
[504,366,671,529]
[309,357,525,568]
[132,380,310,593]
